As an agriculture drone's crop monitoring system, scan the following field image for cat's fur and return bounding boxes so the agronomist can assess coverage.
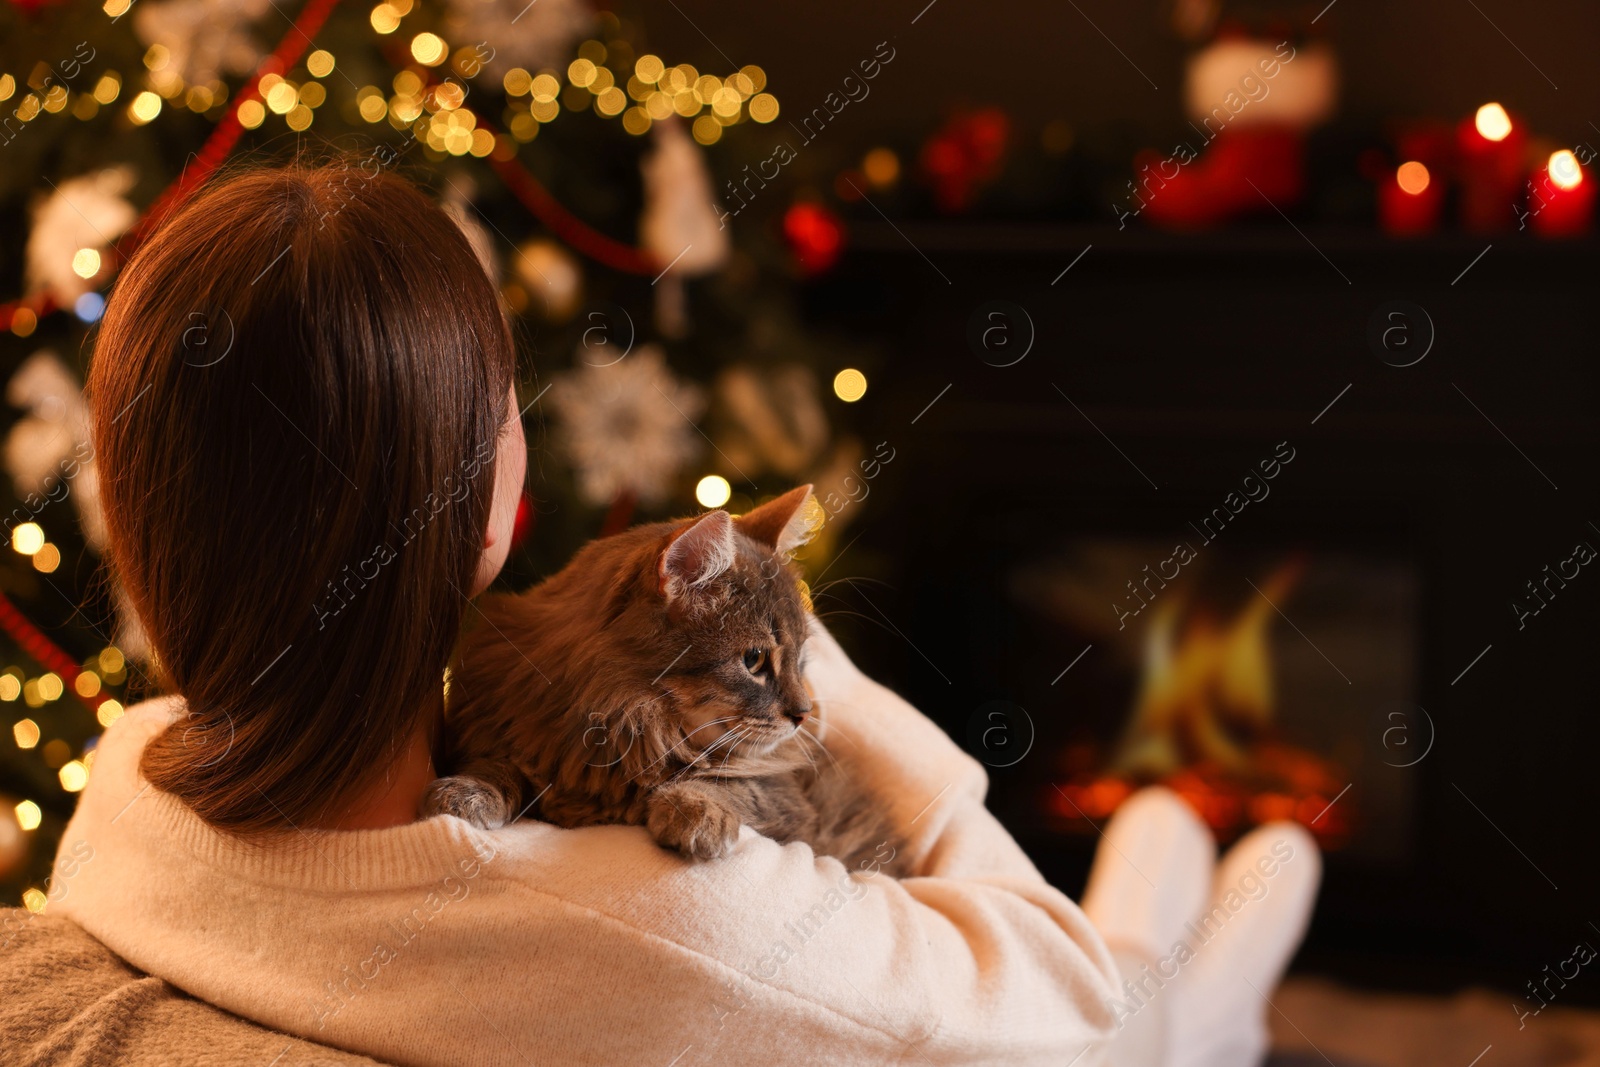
[424,485,905,875]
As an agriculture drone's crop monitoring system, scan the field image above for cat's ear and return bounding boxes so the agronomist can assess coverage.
[735,484,824,557]
[658,510,736,598]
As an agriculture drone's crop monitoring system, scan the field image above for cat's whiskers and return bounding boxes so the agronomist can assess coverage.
[808,575,894,602]
[715,725,754,774]
[790,724,837,771]
[672,720,751,779]
[810,601,902,641]
[787,727,818,771]
[626,715,743,784]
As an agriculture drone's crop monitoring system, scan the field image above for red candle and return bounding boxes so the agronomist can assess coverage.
[1527,150,1594,237]
[1379,161,1442,235]
[1457,103,1526,233]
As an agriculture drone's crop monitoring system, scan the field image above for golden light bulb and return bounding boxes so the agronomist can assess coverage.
[92,73,120,105]
[14,800,41,832]
[503,68,532,96]
[59,760,88,793]
[410,32,447,66]
[635,55,664,84]
[696,475,732,509]
[863,147,901,188]
[71,248,100,279]
[691,114,722,144]
[12,523,44,556]
[1396,161,1430,195]
[833,369,868,403]
[32,543,60,573]
[1549,149,1583,190]
[129,90,162,124]
[748,92,779,123]
[265,82,297,114]
[12,719,39,749]
[622,107,651,135]
[97,699,126,728]
[1475,102,1512,142]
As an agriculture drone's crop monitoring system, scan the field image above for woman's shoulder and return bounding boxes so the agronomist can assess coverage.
[104,694,184,744]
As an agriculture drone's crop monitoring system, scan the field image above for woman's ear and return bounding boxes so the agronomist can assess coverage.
[471,384,527,596]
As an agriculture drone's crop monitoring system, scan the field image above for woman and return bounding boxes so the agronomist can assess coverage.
[52,163,1316,1066]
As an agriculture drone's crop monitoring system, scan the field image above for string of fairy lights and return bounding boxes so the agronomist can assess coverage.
[0,1,780,152]
[0,1,788,906]
[0,2,783,348]
[0,2,884,910]
[7,518,129,915]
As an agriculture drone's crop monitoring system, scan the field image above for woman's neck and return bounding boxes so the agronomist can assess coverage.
[325,721,437,831]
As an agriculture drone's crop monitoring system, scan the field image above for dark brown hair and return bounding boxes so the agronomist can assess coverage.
[90,162,515,832]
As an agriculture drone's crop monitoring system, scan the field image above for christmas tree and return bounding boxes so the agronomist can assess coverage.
[0,0,885,906]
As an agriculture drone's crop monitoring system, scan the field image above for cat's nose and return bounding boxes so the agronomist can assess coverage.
[785,707,809,726]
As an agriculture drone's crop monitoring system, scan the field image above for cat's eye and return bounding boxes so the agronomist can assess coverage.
[742,648,769,674]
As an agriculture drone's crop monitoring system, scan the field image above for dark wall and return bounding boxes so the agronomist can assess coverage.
[796,221,1600,998]
[650,1,1597,142]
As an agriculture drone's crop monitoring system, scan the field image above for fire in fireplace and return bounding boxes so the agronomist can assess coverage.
[1010,541,1418,859]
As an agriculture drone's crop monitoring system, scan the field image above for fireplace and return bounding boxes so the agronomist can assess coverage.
[1014,543,1417,862]
[798,222,1600,999]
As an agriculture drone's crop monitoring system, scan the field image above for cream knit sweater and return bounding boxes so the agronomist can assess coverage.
[52,623,1120,1067]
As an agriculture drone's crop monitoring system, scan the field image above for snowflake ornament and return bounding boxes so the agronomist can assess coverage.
[133,0,272,86]
[443,0,596,79]
[25,167,137,308]
[548,345,705,508]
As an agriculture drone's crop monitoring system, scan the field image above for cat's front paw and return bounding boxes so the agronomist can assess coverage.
[647,785,742,861]
[421,775,511,830]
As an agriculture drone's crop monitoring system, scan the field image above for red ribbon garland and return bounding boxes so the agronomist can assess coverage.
[0,0,664,699]
[120,0,343,259]
[1,0,665,332]
[484,132,661,276]
[0,590,107,715]
[0,0,345,704]
[0,0,342,333]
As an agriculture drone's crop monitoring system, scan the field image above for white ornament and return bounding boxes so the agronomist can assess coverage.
[510,238,582,321]
[640,118,731,275]
[133,0,272,87]
[25,167,137,308]
[444,0,595,79]
[714,364,829,478]
[548,345,704,507]
[1184,38,1338,130]
[2,351,105,550]
[640,119,730,337]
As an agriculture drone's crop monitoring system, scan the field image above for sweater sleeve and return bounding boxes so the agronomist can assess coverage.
[668,616,1120,1064]
[546,797,1122,1066]
[803,616,1048,883]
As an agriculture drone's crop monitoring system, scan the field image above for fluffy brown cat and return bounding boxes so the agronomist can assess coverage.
[424,485,904,875]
